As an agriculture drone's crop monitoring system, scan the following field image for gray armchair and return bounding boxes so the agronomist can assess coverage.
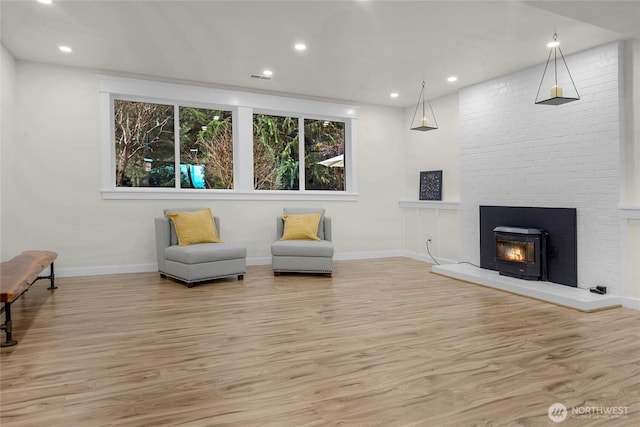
[155,209,246,287]
[271,208,334,277]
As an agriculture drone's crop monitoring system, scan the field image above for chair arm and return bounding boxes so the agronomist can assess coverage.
[214,217,222,239]
[154,217,171,272]
[323,216,332,241]
[276,216,284,240]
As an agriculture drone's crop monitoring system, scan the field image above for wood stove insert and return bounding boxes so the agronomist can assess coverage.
[493,226,548,281]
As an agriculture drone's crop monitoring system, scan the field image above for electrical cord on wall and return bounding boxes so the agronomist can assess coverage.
[426,239,481,268]
[457,261,481,268]
[425,239,440,265]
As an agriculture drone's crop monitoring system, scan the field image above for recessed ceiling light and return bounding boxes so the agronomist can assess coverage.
[58,45,72,53]
[262,69,273,76]
[447,76,458,82]
[390,92,399,98]
[294,43,307,51]
[37,0,53,5]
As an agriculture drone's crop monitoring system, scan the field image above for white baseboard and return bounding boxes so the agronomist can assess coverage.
[54,251,403,278]
[56,263,158,278]
[620,296,640,310]
[250,250,406,265]
[247,257,271,266]
[335,250,403,260]
[402,251,457,266]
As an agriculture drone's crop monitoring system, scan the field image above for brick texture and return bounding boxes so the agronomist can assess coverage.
[459,42,621,292]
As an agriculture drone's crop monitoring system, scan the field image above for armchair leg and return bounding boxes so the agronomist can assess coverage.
[238,275,244,280]
[274,272,281,276]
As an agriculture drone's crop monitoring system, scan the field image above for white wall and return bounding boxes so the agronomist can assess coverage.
[1,44,16,261]
[623,40,640,206]
[621,39,640,303]
[459,42,623,293]
[400,93,461,263]
[629,220,640,299]
[0,60,405,276]
[402,93,460,201]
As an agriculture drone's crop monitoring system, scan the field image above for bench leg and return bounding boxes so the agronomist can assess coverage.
[35,262,57,290]
[1,303,17,347]
[46,262,57,290]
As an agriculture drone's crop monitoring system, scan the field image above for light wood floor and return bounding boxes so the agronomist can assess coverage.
[1,258,638,426]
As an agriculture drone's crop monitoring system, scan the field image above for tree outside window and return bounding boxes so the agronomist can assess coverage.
[114,101,234,189]
[253,114,299,190]
[114,100,174,187]
[111,94,351,195]
[179,107,233,189]
[304,119,345,191]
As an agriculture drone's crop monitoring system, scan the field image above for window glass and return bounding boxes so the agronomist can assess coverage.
[114,100,175,187]
[253,114,299,190]
[179,107,233,189]
[106,78,355,198]
[304,119,345,191]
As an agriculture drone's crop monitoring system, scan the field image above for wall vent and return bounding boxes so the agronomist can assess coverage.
[249,74,273,80]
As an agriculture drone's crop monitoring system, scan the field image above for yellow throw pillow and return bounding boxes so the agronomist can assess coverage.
[280,213,322,241]
[165,208,223,246]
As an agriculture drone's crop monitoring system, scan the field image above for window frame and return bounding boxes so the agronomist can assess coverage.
[99,75,358,201]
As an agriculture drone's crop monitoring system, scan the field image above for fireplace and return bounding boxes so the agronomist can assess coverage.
[479,206,577,287]
[493,226,548,281]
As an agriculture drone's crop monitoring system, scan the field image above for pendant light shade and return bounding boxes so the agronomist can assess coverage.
[535,33,580,105]
[410,81,438,131]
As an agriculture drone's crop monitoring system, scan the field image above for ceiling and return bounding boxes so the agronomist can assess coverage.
[1,0,638,108]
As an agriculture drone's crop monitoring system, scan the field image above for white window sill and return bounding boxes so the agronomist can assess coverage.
[101,189,359,201]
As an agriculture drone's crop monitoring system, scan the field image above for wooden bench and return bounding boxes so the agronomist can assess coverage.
[1,250,58,347]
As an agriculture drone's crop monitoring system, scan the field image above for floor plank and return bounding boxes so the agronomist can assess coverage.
[1,258,638,426]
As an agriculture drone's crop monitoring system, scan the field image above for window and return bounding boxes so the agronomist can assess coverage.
[253,115,346,192]
[179,107,233,189]
[114,100,174,187]
[113,101,233,189]
[304,119,345,191]
[101,76,357,200]
[253,114,299,190]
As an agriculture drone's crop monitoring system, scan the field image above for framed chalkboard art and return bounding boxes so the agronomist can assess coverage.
[419,170,442,201]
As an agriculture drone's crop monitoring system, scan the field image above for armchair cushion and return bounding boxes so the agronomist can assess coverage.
[165,243,246,264]
[165,208,222,246]
[271,239,334,257]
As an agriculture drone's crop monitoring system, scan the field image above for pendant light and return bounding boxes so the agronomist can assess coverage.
[410,80,438,131]
[535,33,580,105]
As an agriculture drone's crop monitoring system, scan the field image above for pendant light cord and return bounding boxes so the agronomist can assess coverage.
[411,81,426,126]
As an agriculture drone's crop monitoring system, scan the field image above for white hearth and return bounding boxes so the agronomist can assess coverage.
[432,263,621,312]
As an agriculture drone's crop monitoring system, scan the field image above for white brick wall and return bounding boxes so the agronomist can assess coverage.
[459,42,622,292]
